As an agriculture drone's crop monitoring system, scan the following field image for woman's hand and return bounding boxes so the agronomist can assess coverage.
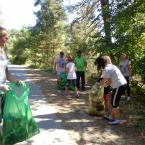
[100,78,112,87]
[14,80,22,86]
[0,85,10,91]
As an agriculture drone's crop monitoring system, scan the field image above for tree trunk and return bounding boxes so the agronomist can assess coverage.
[100,0,112,46]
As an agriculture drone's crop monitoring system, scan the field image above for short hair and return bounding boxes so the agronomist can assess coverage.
[77,50,81,54]
[121,52,128,59]
[60,51,64,56]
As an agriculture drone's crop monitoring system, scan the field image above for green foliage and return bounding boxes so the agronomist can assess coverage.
[7,28,30,64]
[5,0,145,136]
[8,0,66,68]
[67,0,145,75]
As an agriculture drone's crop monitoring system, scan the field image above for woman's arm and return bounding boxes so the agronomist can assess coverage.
[0,84,9,91]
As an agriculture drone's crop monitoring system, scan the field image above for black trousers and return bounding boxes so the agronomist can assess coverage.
[76,71,85,90]
[124,76,131,96]
[111,85,126,108]
[0,95,5,117]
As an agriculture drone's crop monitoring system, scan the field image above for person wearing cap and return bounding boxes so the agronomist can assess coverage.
[74,50,87,91]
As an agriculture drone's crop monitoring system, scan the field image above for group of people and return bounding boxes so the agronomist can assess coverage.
[54,50,132,125]
[0,25,132,128]
[54,50,87,97]
[95,54,132,125]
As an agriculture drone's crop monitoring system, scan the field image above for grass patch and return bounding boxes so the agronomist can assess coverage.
[126,81,145,135]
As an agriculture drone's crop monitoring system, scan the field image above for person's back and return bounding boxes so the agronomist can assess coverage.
[64,56,79,98]
[55,56,66,73]
[74,55,86,71]
[66,62,76,80]
[74,50,87,90]
[54,51,66,85]
[103,64,127,89]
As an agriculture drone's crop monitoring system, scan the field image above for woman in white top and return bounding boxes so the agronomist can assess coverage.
[64,55,79,98]
[95,56,127,125]
[119,53,132,101]
[0,26,19,121]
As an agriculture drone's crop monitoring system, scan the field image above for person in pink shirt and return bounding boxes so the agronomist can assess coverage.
[54,51,66,85]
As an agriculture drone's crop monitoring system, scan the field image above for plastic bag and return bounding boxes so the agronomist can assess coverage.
[57,72,67,90]
[88,82,104,115]
[57,72,74,90]
[2,82,39,145]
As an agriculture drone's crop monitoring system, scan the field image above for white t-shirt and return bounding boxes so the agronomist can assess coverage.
[0,48,8,85]
[66,62,76,80]
[119,59,131,77]
[101,64,127,89]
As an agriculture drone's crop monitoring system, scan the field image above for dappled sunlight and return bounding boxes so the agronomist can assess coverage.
[8,65,145,145]
[49,78,57,82]
[65,119,94,123]
[49,93,57,97]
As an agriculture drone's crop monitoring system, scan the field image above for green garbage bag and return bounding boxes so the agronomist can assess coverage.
[2,82,39,145]
[57,72,74,90]
[57,72,67,90]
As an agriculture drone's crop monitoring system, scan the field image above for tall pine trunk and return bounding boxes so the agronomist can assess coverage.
[100,0,112,47]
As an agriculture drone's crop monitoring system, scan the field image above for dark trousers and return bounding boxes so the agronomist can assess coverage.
[76,71,85,90]
[124,76,130,96]
[0,95,5,118]
[111,85,126,108]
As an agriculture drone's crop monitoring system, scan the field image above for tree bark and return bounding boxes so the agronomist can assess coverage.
[100,0,112,46]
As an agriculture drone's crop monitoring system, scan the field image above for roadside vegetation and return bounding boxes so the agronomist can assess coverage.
[4,0,145,137]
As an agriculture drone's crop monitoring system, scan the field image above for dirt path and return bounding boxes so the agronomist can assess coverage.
[25,68,145,145]
[9,65,77,145]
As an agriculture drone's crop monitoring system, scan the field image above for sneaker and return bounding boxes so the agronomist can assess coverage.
[63,93,70,96]
[108,120,120,125]
[103,115,114,121]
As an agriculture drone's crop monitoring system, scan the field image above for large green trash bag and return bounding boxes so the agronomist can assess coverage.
[57,72,74,90]
[57,72,67,90]
[88,82,104,116]
[2,82,39,145]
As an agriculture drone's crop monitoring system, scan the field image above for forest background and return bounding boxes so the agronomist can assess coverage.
[1,0,145,136]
